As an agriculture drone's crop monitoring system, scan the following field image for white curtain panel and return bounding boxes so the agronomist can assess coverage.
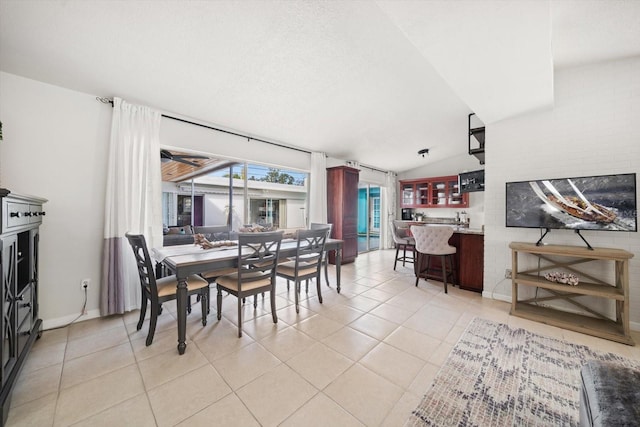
[308,152,327,225]
[382,171,397,249]
[100,98,163,315]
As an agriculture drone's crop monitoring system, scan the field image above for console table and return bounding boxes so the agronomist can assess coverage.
[0,189,47,425]
[509,242,634,345]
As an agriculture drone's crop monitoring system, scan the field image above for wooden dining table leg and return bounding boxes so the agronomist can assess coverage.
[176,277,188,355]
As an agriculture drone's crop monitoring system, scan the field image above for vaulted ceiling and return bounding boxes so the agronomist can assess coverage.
[1,1,639,172]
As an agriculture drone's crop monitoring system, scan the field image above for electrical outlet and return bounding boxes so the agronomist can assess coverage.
[81,278,90,290]
[505,269,512,279]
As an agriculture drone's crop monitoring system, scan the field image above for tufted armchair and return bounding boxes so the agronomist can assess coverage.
[391,220,415,270]
[410,225,456,293]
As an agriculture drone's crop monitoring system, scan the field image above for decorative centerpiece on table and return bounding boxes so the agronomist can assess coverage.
[193,233,235,249]
[238,224,277,232]
[239,224,297,239]
[544,271,579,286]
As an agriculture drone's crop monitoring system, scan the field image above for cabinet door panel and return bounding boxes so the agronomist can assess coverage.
[458,234,484,292]
[416,182,429,206]
[1,235,18,385]
[401,183,415,207]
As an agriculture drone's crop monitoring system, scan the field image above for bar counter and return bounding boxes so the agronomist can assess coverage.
[398,221,484,292]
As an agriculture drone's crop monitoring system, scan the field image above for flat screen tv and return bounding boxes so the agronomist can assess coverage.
[506,173,637,233]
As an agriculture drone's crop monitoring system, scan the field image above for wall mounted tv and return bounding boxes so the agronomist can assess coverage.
[505,173,637,233]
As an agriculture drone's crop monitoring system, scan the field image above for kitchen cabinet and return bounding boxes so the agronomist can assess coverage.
[0,189,46,425]
[327,166,359,264]
[400,176,468,208]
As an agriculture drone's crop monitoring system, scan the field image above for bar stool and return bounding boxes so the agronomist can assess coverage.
[391,220,415,270]
[410,225,456,293]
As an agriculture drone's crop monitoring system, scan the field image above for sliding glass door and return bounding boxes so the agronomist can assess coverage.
[357,182,381,253]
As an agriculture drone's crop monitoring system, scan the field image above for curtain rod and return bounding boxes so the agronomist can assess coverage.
[359,164,389,174]
[96,97,392,174]
[96,97,311,155]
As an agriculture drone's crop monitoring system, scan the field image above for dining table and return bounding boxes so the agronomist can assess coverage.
[152,237,344,355]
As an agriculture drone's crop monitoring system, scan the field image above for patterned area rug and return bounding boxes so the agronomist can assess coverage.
[406,318,640,426]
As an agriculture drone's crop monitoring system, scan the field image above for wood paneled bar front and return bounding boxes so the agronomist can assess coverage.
[399,222,484,293]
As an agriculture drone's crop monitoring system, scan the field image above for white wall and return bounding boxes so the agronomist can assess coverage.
[0,72,316,327]
[326,157,389,185]
[285,198,307,229]
[203,194,231,226]
[484,57,640,326]
[0,72,111,326]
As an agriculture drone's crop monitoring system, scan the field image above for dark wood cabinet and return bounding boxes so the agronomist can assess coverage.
[0,189,46,426]
[327,166,359,264]
[456,233,484,292]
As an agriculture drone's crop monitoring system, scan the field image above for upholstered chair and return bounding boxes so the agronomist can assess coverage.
[410,225,456,293]
[391,220,415,270]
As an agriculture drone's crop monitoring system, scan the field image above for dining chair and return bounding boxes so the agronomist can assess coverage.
[276,228,328,313]
[125,233,209,346]
[214,231,283,337]
[194,225,235,313]
[410,225,456,293]
[391,220,415,270]
[309,222,333,287]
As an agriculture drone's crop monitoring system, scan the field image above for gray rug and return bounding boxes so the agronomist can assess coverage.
[406,318,640,426]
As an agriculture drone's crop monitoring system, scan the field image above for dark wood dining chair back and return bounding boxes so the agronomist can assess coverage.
[215,231,283,337]
[125,232,209,346]
[276,228,328,313]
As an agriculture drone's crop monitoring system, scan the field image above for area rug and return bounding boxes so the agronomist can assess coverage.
[406,317,640,426]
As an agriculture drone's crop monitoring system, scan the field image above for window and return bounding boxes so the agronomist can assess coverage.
[163,160,308,231]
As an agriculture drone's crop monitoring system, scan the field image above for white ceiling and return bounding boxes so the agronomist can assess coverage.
[1,0,639,172]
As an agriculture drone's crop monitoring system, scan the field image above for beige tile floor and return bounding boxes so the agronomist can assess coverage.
[7,249,640,426]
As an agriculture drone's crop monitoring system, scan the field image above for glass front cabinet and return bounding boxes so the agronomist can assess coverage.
[401,182,415,207]
[399,175,468,208]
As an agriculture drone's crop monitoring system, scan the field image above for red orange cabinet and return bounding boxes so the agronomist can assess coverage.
[400,176,468,208]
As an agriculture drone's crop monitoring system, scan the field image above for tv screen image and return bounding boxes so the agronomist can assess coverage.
[506,173,637,232]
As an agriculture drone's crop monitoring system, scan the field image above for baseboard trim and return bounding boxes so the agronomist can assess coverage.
[482,292,639,332]
[42,308,102,330]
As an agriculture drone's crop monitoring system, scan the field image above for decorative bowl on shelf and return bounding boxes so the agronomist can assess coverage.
[544,271,579,286]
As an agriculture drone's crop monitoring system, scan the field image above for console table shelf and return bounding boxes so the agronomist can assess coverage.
[509,242,634,345]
